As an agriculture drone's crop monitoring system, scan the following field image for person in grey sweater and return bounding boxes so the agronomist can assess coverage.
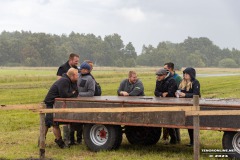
[117,71,144,96]
[78,62,95,97]
[69,62,95,145]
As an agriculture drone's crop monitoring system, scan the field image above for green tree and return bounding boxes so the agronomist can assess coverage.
[218,58,238,68]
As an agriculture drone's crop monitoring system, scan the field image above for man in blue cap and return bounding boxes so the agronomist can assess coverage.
[69,62,95,145]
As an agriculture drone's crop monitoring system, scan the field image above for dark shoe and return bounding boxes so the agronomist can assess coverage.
[55,138,67,148]
[77,139,82,144]
[170,140,177,145]
[69,141,76,145]
[186,143,193,147]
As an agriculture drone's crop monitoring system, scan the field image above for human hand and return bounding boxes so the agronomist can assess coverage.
[162,92,168,97]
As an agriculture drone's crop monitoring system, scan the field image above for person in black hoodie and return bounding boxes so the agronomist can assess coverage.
[154,68,178,144]
[44,68,79,148]
[176,67,201,146]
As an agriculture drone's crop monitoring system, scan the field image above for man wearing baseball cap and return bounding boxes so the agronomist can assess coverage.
[154,68,178,144]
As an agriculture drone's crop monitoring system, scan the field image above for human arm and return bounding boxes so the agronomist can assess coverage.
[154,81,162,97]
[185,80,200,98]
[117,80,126,96]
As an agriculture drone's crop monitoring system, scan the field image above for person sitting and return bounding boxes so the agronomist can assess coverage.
[176,67,201,146]
[117,71,144,96]
[154,68,178,144]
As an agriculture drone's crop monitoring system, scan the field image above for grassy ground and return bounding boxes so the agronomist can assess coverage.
[0,67,239,159]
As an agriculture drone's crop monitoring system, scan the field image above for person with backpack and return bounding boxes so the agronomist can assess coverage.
[154,68,178,144]
[176,67,201,147]
[69,62,96,145]
[84,60,101,96]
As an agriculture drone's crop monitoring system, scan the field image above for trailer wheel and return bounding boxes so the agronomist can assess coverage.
[83,124,122,152]
[125,126,161,145]
[222,131,240,158]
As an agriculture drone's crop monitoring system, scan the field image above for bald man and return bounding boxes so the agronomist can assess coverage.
[44,68,79,148]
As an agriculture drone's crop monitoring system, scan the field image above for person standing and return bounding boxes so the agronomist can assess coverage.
[44,68,78,148]
[117,71,144,96]
[164,62,182,143]
[176,67,201,146]
[57,53,80,79]
[164,62,182,87]
[68,62,95,145]
[154,68,178,144]
[56,53,79,144]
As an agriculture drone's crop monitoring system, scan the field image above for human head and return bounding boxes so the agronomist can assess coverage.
[68,53,80,67]
[67,68,78,82]
[183,67,196,81]
[164,62,174,72]
[84,60,93,71]
[80,62,91,74]
[128,71,138,84]
[156,68,168,81]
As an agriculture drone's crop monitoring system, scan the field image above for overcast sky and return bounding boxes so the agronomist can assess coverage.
[0,0,239,54]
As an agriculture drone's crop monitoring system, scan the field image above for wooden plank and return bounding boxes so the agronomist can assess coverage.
[39,106,193,113]
[39,113,45,159]
[39,104,46,159]
[193,95,200,160]
[186,110,240,116]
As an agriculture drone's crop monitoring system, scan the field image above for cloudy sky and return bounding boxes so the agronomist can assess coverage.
[0,0,239,54]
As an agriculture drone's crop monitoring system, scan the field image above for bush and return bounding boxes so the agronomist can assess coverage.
[218,58,238,68]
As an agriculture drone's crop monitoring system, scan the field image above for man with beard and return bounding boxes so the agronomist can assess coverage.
[154,68,178,144]
[117,71,144,96]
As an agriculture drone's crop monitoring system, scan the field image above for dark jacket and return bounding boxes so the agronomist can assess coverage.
[181,67,201,98]
[117,79,144,96]
[44,74,78,106]
[154,74,177,97]
[57,61,78,76]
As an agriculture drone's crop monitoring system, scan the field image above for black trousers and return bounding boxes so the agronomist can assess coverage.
[188,129,194,144]
[70,124,83,143]
[168,128,177,143]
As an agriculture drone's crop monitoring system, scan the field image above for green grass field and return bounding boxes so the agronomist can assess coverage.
[0,67,239,160]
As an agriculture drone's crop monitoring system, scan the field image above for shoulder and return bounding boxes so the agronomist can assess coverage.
[121,79,128,84]
[135,79,143,85]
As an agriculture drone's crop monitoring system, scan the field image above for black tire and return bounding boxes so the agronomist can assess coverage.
[125,126,161,145]
[83,124,122,152]
[222,131,240,158]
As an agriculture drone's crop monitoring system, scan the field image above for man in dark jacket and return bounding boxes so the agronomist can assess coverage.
[177,67,201,146]
[154,68,178,144]
[44,68,79,148]
[154,68,177,98]
[117,71,144,96]
[164,62,182,143]
[57,53,79,79]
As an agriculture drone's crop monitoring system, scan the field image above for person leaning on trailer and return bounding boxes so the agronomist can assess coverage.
[154,68,178,144]
[117,71,144,96]
[176,67,201,147]
[67,62,96,146]
[44,68,79,148]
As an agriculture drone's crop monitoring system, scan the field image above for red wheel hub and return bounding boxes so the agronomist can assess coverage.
[99,129,107,138]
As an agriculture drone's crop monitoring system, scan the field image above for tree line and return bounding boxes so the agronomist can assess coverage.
[0,31,239,68]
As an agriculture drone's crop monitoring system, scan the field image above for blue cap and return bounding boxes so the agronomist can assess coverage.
[79,62,91,70]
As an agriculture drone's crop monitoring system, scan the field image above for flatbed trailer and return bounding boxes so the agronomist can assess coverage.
[52,96,240,158]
